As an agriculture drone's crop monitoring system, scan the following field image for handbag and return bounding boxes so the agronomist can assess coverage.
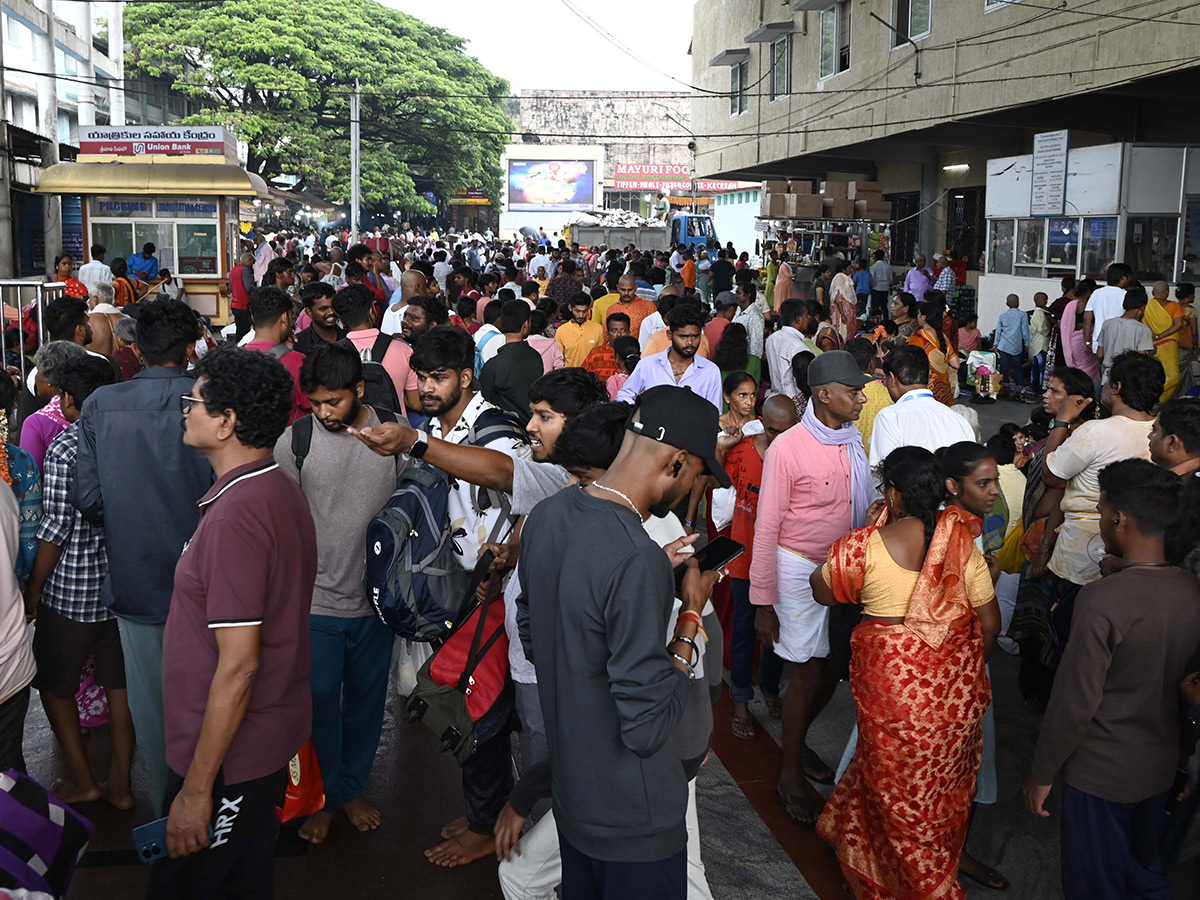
[405,551,514,766]
[0,770,93,898]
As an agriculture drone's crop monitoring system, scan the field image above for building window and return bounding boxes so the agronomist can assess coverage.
[1082,217,1118,279]
[945,186,984,270]
[770,34,791,100]
[1125,216,1179,282]
[820,2,852,80]
[730,60,749,116]
[892,0,932,45]
[988,220,1014,275]
[889,192,920,266]
[1047,218,1079,270]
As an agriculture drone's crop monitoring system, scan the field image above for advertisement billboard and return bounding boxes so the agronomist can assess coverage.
[508,159,595,211]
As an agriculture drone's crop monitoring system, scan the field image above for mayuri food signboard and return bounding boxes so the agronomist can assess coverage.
[78,126,237,161]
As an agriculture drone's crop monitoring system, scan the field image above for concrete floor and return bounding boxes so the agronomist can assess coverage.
[22,395,1156,900]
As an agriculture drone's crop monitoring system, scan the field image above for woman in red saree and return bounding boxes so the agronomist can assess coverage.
[813,447,1000,900]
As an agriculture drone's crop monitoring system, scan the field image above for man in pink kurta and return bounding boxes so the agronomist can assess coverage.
[750,350,871,827]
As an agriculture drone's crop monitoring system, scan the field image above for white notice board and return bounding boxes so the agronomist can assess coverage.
[1031,130,1069,216]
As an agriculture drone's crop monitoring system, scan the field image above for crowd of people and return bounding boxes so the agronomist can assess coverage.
[4,230,1200,900]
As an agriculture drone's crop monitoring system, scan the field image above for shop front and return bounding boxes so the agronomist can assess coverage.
[980,139,1200,329]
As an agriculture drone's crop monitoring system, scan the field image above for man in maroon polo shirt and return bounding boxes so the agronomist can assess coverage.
[149,347,317,900]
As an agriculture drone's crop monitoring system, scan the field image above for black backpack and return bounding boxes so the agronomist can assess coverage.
[290,406,398,482]
[340,334,402,413]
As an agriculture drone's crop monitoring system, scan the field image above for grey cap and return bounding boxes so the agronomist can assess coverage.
[714,291,739,310]
[807,350,872,388]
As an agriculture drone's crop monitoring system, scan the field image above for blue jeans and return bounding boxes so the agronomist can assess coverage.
[729,578,783,703]
[1030,351,1046,392]
[1060,784,1173,900]
[999,350,1024,391]
[309,614,393,812]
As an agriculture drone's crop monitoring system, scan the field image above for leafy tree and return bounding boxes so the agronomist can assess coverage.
[125,0,510,212]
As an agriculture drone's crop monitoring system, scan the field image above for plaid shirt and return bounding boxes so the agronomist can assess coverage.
[36,425,110,622]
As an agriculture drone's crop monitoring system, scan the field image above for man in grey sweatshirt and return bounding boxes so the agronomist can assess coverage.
[518,386,730,899]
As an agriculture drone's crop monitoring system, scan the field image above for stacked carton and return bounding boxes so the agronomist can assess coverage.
[760,180,823,218]
[849,181,891,220]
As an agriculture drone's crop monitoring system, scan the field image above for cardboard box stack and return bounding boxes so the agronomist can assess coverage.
[849,180,891,220]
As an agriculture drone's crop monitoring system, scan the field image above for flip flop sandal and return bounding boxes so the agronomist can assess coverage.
[730,714,756,740]
[774,785,818,829]
[961,861,1009,891]
[763,694,783,719]
[803,746,835,785]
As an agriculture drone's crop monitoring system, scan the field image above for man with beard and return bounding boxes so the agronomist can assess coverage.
[518,385,731,899]
[294,282,344,355]
[275,343,405,846]
[400,294,450,347]
[617,303,722,409]
[333,285,421,416]
[398,325,530,868]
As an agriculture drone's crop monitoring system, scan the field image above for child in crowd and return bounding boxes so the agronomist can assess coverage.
[606,336,641,400]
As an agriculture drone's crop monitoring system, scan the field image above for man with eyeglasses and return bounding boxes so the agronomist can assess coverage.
[151,346,315,899]
[72,298,214,815]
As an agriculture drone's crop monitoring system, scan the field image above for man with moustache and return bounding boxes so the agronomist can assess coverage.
[275,342,405,846]
[381,267,431,336]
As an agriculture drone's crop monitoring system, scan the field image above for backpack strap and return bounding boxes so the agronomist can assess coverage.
[291,415,314,482]
[370,332,395,363]
[370,405,398,425]
[267,343,291,361]
[456,551,502,693]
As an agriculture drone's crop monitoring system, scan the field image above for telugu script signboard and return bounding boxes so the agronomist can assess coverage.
[78,126,237,162]
[1031,129,1069,217]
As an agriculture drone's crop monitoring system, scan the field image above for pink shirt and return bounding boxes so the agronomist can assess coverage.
[749,420,854,606]
[528,335,565,374]
[958,327,981,352]
[245,341,310,423]
[344,329,418,415]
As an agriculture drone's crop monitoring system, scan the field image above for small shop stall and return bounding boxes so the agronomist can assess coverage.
[981,135,1200,329]
[33,126,268,323]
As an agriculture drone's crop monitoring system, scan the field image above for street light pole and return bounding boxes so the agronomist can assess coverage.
[350,79,361,245]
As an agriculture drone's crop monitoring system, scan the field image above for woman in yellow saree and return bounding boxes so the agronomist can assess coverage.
[813,446,1000,900]
[1143,280,1184,402]
[908,301,960,406]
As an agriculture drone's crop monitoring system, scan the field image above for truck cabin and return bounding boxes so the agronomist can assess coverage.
[669,213,719,252]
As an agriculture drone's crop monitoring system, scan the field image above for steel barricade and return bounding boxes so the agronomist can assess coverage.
[0,280,66,389]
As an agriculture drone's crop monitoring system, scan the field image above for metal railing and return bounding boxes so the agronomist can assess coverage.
[0,280,67,388]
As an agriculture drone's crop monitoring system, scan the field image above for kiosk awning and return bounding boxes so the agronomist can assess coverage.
[33,161,270,198]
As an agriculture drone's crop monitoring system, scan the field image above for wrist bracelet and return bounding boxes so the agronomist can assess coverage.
[669,634,700,666]
[670,652,697,682]
[684,520,694,527]
[677,609,702,629]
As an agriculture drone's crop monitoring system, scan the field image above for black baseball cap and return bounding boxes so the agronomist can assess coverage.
[808,350,872,389]
[627,385,732,488]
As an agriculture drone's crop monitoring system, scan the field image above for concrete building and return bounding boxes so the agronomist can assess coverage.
[690,0,1200,326]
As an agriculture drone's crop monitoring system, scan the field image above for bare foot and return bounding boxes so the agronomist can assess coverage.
[100,783,136,811]
[424,829,495,868]
[298,810,334,845]
[51,779,101,806]
[343,797,382,832]
[440,816,468,840]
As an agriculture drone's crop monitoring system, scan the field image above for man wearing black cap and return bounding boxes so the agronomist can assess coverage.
[518,385,728,899]
[750,351,873,827]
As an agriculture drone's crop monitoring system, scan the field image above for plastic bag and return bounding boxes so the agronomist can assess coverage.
[278,739,324,823]
[392,637,434,697]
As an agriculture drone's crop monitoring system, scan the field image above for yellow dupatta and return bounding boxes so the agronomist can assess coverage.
[1145,296,1178,347]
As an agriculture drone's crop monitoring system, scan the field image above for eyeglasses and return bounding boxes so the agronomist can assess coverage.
[180,394,206,415]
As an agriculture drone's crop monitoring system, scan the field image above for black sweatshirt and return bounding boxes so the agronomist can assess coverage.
[518,486,691,863]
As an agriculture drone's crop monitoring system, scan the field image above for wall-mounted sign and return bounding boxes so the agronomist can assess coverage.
[613,162,691,191]
[79,125,237,162]
[1031,129,1069,217]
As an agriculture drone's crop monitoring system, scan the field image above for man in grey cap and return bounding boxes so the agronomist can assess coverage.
[750,351,873,827]
[518,385,728,898]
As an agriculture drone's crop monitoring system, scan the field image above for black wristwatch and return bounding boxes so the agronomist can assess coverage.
[407,431,429,459]
[1050,419,1072,430]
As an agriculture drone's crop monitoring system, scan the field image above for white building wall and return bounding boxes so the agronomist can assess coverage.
[710,188,760,257]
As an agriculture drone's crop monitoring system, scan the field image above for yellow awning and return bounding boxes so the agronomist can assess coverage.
[34,161,270,197]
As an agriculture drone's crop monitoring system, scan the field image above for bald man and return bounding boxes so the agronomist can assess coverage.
[381,267,429,336]
[595,275,658,338]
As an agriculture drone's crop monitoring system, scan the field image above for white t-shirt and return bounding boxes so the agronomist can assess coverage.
[474,324,505,366]
[1046,415,1153,585]
[1085,285,1127,352]
[868,389,977,467]
[380,303,406,337]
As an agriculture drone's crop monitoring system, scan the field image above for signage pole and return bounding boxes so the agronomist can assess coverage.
[350,80,361,245]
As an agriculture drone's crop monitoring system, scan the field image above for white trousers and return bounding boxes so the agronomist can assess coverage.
[498,779,713,900]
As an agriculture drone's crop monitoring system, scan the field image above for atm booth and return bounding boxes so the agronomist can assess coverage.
[33,127,268,324]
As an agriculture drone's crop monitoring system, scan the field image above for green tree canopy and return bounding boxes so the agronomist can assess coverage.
[125,0,511,212]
